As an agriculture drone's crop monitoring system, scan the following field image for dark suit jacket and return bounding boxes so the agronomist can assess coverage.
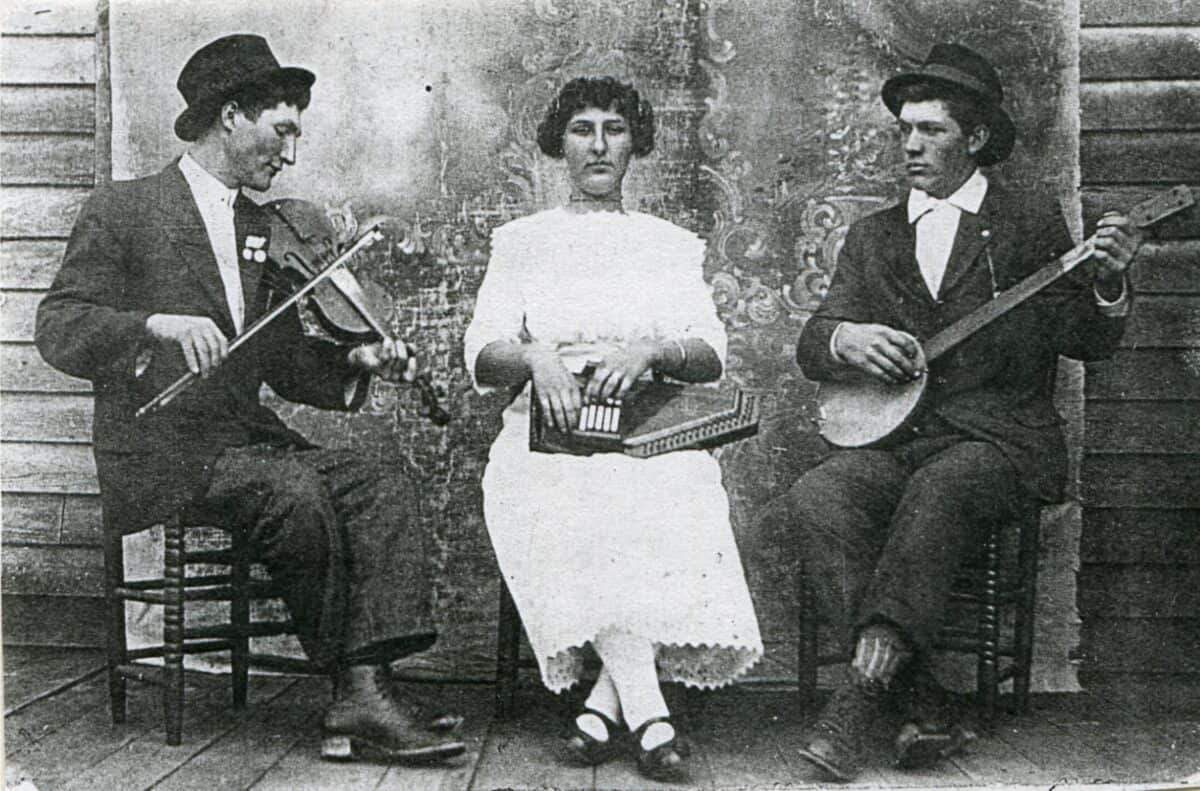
[36,162,369,534]
[796,183,1128,501]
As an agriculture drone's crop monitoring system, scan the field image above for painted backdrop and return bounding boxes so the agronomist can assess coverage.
[112,0,1082,689]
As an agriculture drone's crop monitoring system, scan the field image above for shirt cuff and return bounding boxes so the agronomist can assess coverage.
[1094,277,1131,318]
[829,322,847,362]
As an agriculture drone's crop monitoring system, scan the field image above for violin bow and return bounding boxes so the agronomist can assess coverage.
[135,223,384,418]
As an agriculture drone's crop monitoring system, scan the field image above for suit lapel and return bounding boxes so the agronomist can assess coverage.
[937,189,997,299]
[157,163,238,335]
[883,206,936,306]
[234,193,270,325]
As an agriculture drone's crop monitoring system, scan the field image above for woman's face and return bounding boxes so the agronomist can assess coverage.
[561,106,633,200]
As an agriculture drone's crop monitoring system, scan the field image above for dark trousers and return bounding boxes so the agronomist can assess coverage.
[198,444,436,669]
[758,432,1022,656]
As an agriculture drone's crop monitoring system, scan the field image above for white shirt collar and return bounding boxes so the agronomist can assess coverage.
[907,168,988,224]
[178,152,239,210]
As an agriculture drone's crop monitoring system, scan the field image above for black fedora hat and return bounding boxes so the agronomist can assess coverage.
[174,35,314,142]
[880,43,1015,166]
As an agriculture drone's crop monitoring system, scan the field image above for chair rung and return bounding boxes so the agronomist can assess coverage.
[948,590,1024,604]
[115,580,281,603]
[122,574,233,590]
[184,549,236,564]
[246,653,320,674]
[125,646,166,660]
[184,581,281,601]
[184,621,293,640]
[115,588,169,604]
[122,639,236,664]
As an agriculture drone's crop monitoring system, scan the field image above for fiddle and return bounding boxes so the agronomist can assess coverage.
[136,199,451,425]
[264,199,450,425]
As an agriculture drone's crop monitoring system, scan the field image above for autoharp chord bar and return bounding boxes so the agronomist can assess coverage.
[578,400,622,433]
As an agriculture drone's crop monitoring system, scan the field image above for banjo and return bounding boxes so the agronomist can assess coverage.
[814,185,1194,448]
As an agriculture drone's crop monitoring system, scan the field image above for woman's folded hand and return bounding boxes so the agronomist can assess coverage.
[585,341,660,403]
[526,346,583,432]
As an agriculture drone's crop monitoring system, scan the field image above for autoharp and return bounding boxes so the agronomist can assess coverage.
[529,366,760,458]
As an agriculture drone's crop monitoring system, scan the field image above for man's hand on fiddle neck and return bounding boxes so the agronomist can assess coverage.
[349,338,418,383]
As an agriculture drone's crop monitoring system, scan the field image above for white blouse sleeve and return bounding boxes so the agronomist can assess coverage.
[666,231,728,367]
[462,223,527,395]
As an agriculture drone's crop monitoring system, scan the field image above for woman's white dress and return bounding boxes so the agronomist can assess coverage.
[463,207,762,692]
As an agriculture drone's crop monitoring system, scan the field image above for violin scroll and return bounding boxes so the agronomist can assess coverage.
[415,375,451,426]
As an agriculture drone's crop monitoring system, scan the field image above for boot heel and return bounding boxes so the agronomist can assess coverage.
[321,734,354,761]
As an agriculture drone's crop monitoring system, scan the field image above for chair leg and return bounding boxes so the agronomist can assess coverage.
[230,525,250,709]
[797,560,819,708]
[163,516,186,746]
[1011,513,1040,714]
[496,579,521,720]
[976,522,1001,727]
[103,530,128,724]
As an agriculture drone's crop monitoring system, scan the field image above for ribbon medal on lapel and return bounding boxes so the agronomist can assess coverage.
[242,234,268,264]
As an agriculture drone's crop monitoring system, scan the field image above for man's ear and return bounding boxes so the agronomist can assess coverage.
[967,124,991,157]
[219,100,241,133]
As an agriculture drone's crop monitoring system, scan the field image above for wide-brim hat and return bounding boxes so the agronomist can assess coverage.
[880,43,1015,166]
[174,34,314,142]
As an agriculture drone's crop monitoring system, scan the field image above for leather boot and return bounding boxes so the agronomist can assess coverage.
[797,623,909,782]
[330,665,463,734]
[891,662,975,769]
[322,665,466,763]
[796,674,888,782]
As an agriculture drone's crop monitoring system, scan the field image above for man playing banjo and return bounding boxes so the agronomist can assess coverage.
[761,43,1142,781]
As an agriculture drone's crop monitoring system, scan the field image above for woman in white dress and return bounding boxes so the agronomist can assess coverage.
[463,77,762,781]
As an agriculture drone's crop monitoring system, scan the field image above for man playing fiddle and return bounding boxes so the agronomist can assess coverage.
[756,44,1142,781]
[35,35,464,764]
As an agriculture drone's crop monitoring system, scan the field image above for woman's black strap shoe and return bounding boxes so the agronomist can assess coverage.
[563,709,621,766]
[634,716,689,782]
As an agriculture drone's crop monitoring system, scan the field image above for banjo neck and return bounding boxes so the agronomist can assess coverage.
[922,185,1194,364]
[922,238,1095,363]
[814,185,1193,449]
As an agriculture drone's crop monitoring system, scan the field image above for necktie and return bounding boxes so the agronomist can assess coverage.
[219,195,244,334]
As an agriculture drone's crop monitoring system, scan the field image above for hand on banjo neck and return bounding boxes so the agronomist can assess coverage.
[814,184,1194,449]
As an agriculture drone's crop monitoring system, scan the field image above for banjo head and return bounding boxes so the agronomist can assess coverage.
[814,350,928,448]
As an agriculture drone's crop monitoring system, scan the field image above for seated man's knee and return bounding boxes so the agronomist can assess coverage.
[255,459,334,565]
[272,462,329,513]
[785,451,897,525]
[908,442,1019,513]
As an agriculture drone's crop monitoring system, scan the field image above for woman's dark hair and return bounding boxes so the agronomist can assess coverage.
[892,80,990,140]
[536,77,655,158]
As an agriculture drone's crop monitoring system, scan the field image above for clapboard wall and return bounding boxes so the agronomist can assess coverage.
[1,1,109,646]
[1077,0,1200,687]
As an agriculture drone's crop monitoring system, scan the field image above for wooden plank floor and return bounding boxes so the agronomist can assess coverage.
[4,648,1199,790]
